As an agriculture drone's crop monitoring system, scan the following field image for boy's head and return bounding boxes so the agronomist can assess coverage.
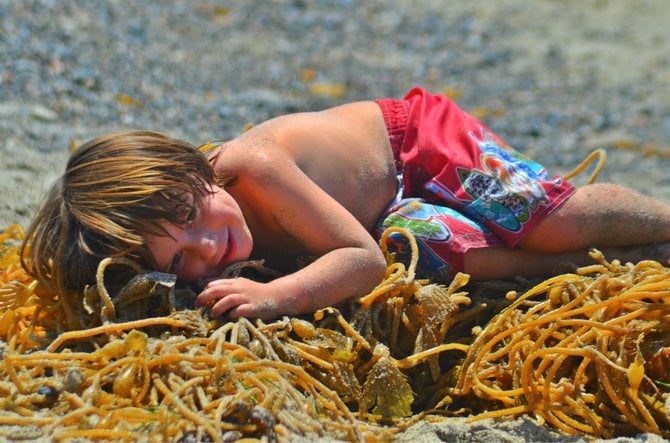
[22,130,219,297]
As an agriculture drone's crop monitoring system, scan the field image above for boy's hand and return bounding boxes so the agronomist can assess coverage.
[195,277,298,320]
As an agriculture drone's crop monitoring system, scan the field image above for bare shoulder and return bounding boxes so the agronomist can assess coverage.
[210,137,288,187]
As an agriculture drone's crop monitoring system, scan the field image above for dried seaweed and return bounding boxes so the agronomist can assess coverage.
[1,224,669,441]
[452,251,670,438]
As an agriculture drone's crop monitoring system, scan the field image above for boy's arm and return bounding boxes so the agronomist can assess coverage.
[196,145,388,320]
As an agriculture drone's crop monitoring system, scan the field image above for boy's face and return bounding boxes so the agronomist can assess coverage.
[145,185,253,282]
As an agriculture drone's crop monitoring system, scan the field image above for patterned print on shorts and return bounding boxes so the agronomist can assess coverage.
[462,128,553,232]
[382,199,452,242]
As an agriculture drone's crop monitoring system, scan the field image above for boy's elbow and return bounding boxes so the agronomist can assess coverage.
[347,248,388,301]
[366,249,388,288]
[375,253,388,277]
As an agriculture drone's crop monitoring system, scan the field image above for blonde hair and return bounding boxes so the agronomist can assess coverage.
[21,130,222,297]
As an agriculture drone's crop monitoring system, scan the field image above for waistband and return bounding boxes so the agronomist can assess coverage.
[374,97,409,158]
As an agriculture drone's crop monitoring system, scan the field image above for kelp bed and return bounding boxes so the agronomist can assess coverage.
[0,224,669,441]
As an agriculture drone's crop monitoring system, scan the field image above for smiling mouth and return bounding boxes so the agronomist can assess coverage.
[218,234,236,267]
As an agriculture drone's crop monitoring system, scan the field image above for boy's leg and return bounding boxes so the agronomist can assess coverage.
[461,181,670,281]
[464,241,670,281]
[520,183,670,253]
[378,185,670,282]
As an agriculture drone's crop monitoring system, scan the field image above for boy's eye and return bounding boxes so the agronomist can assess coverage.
[169,252,183,273]
[186,207,198,225]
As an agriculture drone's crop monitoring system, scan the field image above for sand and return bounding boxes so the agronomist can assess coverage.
[1,1,669,441]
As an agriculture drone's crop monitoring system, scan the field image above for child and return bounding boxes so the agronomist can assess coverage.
[22,87,670,321]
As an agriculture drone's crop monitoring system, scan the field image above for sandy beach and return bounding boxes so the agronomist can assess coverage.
[1,1,669,441]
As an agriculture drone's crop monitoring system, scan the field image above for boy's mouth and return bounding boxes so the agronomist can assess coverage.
[217,235,236,267]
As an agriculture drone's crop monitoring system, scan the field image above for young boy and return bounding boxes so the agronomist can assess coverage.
[23,87,670,321]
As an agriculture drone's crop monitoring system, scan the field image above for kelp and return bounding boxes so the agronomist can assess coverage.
[0,224,669,441]
[452,250,670,438]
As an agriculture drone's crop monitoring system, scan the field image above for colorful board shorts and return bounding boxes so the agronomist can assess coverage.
[373,87,575,280]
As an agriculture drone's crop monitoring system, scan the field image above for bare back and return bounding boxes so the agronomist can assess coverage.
[211,101,398,263]
[305,103,397,229]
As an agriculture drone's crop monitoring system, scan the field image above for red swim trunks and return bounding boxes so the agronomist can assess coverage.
[373,87,575,280]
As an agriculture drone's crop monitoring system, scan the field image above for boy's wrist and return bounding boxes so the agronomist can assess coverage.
[268,275,313,316]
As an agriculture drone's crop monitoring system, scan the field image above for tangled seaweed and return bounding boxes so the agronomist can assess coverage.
[453,251,670,438]
[1,223,669,441]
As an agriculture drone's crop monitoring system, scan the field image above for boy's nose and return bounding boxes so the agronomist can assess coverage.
[192,232,218,261]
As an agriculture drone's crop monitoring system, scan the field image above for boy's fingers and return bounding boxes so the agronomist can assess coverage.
[204,277,247,289]
[196,283,235,305]
[210,293,244,317]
